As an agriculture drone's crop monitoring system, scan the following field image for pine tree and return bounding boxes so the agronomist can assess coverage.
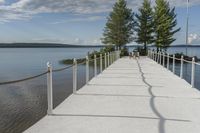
[102,0,134,48]
[135,0,154,54]
[154,0,180,51]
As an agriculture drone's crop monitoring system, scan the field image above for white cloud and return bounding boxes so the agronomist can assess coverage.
[0,0,199,23]
[188,33,200,44]
[50,16,104,24]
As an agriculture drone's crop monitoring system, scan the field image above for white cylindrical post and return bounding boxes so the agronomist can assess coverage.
[160,52,162,64]
[173,54,175,73]
[104,53,107,68]
[163,52,165,67]
[167,53,169,70]
[94,55,97,76]
[86,56,89,84]
[47,62,53,115]
[157,52,159,63]
[191,57,195,88]
[180,55,183,78]
[152,51,154,60]
[100,54,102,73]
[73,58,77,94]
[107,52,110,66]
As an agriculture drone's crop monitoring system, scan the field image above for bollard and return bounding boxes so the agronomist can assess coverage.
[105,53,107,68]
[86,56,89,84]
[163,52,165,67]
[173,54,175,73]
[94,55,97,76]
[167,53,169,70]
[191,57,195,88]
[100,54,102,73]
[180,55,183,78]
[152,51,154,60]
[73,58,77,94]
[47,62,53,115]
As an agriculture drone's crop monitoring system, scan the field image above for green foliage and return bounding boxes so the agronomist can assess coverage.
[120,47,129,57]
[135,0,154,54]
[102,0,135,47]
[154,0,181,51]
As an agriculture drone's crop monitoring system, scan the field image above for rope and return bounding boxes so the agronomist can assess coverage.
[52,65,74,72]
[0,54,112,85]
[0,71,48,85]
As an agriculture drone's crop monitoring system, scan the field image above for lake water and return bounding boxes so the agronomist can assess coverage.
[0,46,200,133]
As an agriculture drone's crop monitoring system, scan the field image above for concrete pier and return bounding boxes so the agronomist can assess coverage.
[24,57,200,133]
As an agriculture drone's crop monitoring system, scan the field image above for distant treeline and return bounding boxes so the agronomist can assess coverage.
[0,43,105,48]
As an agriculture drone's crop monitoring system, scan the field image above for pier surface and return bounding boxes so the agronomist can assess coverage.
[25,57,200,133]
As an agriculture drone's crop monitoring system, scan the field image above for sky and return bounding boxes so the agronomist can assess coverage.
[0,0,200,45]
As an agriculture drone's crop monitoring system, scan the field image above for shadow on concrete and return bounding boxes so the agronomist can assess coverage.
[52,114,190,123]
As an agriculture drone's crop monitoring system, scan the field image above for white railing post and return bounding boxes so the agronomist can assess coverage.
[191,57,195,88]
[160,51,162,64]
[47,62,53,115]
[152,51,154,60]
[167,53,169,70]
[94,54,97,76]
[173,54,175,73]
[180,55,183,78]
[73,58,77,94]
[100,54,102,73]
[104,53,107,68]
[157,52,159,63]
[86,56,89,84]
[163,52,165,67]
[155,51,157,61]
[107,52,110,66]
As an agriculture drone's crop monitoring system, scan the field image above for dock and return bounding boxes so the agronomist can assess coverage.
[24,57,200,133]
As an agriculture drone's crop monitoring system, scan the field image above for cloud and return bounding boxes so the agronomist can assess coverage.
[188,33,200,44]
[0,0,200,23]
[50,16,104,24]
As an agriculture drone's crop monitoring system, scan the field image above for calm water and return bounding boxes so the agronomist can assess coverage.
[0,47,200,133]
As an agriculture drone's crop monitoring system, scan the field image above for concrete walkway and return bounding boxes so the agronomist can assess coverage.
[24,57,200,133]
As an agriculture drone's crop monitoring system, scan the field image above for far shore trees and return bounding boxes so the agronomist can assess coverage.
[135,0,154,54]
[101,0,135,48]
[154,0,180,52]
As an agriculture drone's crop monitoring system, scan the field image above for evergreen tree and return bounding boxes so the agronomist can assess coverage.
[135,0,154,54]
[102,0,134,48]
[154,0,180,51]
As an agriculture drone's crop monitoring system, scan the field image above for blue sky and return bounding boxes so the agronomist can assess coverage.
[0,0,200,45]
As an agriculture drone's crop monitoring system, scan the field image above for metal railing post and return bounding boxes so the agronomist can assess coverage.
[173,54,175,73]
[157,52,159,63]
[180,55,183,78]
[100,54,102,73]
[167,53,169,70]
[107,52,110,66]
[73,58,77,94]
[94,55,97,76]
[86,56,89,84]
[160,52,162,64]
[47,62,53,115]
[191,57,195,88]
[104,53,107,68]
[163,52,165,67]
[152,51,154,60]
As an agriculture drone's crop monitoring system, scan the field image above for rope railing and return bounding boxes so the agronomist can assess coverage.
[148,50,196,88]
[0,71,48,85]
[0,50,121,116]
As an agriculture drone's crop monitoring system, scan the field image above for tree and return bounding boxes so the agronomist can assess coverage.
[135,0,154,54]
[102,0,134,48]
[154,0,180,52]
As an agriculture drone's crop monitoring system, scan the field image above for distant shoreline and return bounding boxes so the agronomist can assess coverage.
[0,43,199,48]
